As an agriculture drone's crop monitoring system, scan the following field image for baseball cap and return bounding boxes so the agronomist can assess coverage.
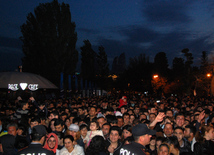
[68,124,79,132]
[132,123,156,136]
[33,125,47,136]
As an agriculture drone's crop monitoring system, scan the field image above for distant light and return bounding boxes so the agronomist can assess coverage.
[153,75,159,79]
[207,73,211,78]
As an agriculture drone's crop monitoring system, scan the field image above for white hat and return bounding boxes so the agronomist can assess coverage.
[68,124,79,132]
[115,111,123,117]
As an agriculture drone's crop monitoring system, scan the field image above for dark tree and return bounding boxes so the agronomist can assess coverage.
[96,46,109,76]
[154,52,169,77]
[112,56,118,74]
[172,57,185,78]
[118,53,126,74]
[81,40,96,81]
[200,51,209,74]
[20,0,78,85]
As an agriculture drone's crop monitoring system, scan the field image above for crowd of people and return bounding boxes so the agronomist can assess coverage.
[0,93,214,155]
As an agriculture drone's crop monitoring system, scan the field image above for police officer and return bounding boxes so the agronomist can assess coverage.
[17,125,54,155]
[120,123,156,155]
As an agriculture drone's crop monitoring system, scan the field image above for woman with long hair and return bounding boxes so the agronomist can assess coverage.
[86,135,107,155]
[194,125,214,155]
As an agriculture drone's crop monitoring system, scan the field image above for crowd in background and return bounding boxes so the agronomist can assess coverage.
[0,93,214,155]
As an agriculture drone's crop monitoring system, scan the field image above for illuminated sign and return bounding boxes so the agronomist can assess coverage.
[8,83,39,91]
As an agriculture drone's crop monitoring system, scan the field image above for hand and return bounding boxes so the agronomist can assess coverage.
[155,112,165,123]
[29,97,35,101]
[108,145,115,153]
[198,110,205,123]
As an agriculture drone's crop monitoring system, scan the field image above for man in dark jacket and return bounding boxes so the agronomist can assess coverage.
[174,127,192,154]
[17,125,54,155]
[120,123,156,155]
[105,126,122,155]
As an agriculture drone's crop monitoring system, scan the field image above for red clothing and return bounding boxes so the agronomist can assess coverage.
[118,96,127,108]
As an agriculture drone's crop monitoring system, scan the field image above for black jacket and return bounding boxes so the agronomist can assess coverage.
[180,139,192,154]
[120,142,147,155]
[17,143,55,155]
[193,140,214,155]
[105,138,123,155]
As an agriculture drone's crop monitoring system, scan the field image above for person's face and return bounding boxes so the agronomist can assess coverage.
[121,108,127,114]
[89,108,96,117]
[50,121,55,131]
[80,127,88,137]
[17,129,23,136]
[206,128,214,140]
[166,111,173,117]
[150,139,156,146]
[90,122,98,131]
[184,128,191,138]
[149,114,156,122]
[68,130,77,138]
[69,116,74,124]
[30,121,39,129]
[123,129,132,139]
[97,118,106,128]
[47,137,56,149]
[142,134,152,145]
[78,108,84,115]
[140,114,147,120]
[174,129,184,142]
[49,114,54,121]
[65,119,71,128]
[110,130,120,143]
[130,115,135,123]
[163,124,173,137]
[64,138,73,151]
[156,140,162,150]
[61,115,67,122]
[158,146,169,155]
[134,108,140,114]
[150,108,157,114]
[25,103,29,109]
[8,126,17,136]
[175,115,185,127]
[55,124,64,133]
[123,115,130,124]
[117,118,124,127]
[102,125,110,136]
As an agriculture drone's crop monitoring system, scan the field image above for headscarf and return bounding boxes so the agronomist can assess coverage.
[43,133,58,153]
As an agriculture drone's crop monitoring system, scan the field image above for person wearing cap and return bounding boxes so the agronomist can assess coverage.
[17,125,55,155]
[118,96,127,108]
[120,123,156,155]
[66,124,85,149]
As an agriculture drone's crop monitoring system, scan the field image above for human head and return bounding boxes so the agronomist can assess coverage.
[44,133,58,153]
[132,123,156,146]
[63,135,74,151]
[90,121,99,131]
[174,127,184,143]
[102,123,111,137]
[148,106,157,114]
[86,135,106,153]
[31,125,47,144]
[89,107,97,117]
[117,116,124,127]
[20,100,29,109]
[123,113,130,125]
[174,113,185,127]
[120,106,127,114]
[54,119,64,133]
[122,125,132,139]
[184,125,196,139]
[7,123,18,136]
[30,117,41,129]
[109,126,122,143]
[67,124,79,139]
[97,117,107,128]
[80,124,88,138]
[48,111,59,121]
[158,143,170,155]
[165,136,180,153]
[163,122,174,137]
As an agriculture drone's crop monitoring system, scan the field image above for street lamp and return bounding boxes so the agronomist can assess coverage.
[207,73,211,78]
[153,74,159,79]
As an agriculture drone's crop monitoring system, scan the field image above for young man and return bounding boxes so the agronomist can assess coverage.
[184,125,196,152]
[174,127,192,154]
[120,123,156,155]
[105,126,123,155]
[14,100,29,121]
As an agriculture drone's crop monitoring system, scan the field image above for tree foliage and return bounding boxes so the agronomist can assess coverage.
[80,40,96,81]
[154,52,169,77]
[20,0,78,85]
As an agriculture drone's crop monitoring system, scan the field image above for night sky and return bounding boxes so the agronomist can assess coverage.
[1,0,214,71]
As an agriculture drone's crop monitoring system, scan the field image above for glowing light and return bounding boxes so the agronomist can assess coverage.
[8,84,19,91]
[153,75,159,79]
[207,73,211,78]
[8,83,39,91]
[28,84,38,91]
